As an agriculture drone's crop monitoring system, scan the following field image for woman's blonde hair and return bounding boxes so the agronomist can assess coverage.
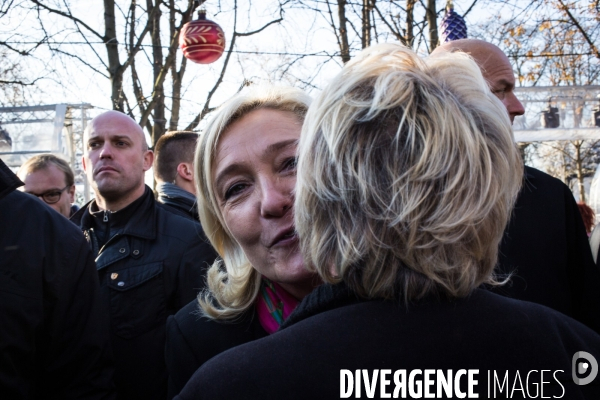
[295,44,523,301]
[195,85,311,319]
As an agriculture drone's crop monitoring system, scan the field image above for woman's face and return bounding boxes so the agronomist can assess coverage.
[213,108,315,299]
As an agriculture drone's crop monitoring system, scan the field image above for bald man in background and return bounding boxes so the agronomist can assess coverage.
[71,111,216,400]
[432,39,600,334]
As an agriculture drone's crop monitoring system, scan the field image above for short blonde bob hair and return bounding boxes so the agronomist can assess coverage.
[195,85,311,319]
[295,44,523,301]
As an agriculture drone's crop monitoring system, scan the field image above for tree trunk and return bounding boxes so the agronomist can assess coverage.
[169,55,186,131]
[361,0,373,49]
[148,0,165,146]
[104,0,124,111]
[426,0,438,52]
[575,141,586,203]
[168,0,185,131]
[406,0,415,48]
[337,0,351,63]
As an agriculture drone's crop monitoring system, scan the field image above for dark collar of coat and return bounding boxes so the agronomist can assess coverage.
[279,280,456,331]
[279,283,362,331]
[70,185,157,240]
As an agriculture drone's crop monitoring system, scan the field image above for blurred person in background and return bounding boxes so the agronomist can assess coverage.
[154,131,202,221]
[18,153,77,218]
[577,202,595,236]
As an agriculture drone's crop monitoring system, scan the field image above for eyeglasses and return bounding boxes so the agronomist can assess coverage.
[27,185,71,204]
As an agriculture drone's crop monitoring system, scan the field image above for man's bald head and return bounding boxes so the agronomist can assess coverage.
[434,38,499,58]
[432,39,525,123]
[82,110,153,211]
[85,110,148,151]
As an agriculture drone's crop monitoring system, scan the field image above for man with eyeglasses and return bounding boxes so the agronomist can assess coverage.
[17,153,77,218]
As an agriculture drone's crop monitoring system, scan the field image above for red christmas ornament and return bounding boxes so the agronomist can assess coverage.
[179,9,225,64]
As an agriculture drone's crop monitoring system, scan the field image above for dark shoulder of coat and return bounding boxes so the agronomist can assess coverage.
[0,187,115,399]
[154,203,218,276]
[175,289,600,400]
[165,299,267,399]
[158,198,200,223]
[156,201,211,243]
[495,165,600,333]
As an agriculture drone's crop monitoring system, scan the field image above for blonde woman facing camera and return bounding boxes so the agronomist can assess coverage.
[175,45,600,399]
[165,86,319,399]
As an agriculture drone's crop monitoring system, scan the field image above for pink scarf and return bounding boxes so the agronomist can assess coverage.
[256,278,299,334]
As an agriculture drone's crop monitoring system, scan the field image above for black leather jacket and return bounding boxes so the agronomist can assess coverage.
[71,186,216,400]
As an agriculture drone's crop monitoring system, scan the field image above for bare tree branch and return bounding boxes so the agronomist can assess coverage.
[138,0,195,132]
[0,0,16,17]
[373,4,405,44]
[324,0,348,63]
[0,41,36,56]
[48,46,109,78]
[0,77,42,85]
[237,17,283,36]
[556,0,600,60]
[462,0,478,18]
[29,0,105,40]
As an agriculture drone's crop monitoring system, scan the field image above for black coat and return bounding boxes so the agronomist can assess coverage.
[0,160,115,399]
[176,284,600,400]
[165,300,267,399]
[71,186,217,400]
[493,166,600,333]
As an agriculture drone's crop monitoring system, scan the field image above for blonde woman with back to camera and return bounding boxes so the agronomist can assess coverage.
[174,44,600,399]
[165,86,320,399]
